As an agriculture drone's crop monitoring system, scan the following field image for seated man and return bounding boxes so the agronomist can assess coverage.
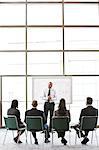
[71,97,98,144]
[7,99,25,144]
[24,100,50,145]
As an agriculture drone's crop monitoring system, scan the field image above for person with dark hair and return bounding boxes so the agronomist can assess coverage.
[54,98,71,145]
[24,100,50,145]
[71,97,98,144]
[43,82,56,131]
[7,99,25,144]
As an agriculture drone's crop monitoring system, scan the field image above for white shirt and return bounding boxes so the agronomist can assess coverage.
[43,88,57,102]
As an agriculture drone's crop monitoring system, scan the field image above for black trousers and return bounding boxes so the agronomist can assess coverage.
[72,124,89,137]
[57,130,65,138]
[31,124,49,140]
[44,102,55,130]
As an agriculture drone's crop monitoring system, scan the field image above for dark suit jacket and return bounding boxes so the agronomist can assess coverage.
[79,105,98,123]
[7,108,24,127]
[25,108,46,125]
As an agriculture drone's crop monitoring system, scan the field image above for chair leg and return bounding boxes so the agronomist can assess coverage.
[52,130,53,144]
[25,131,28,143]
[30,132,32,144]
[95,130,98,146]
[91,131,93,144]
[69,130,71,145]
[75,133,77,144]
[3,129,8,144]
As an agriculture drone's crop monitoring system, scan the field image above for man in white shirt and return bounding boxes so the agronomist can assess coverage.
[43,82,56,131]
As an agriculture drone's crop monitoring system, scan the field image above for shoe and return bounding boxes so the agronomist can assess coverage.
[61,138,67,145]
[14,137,18,143]
[34,139,38,145]
[81,137,89,145]
[45,139,50,143]
[80,132,85,138]
[18,140,22,144]
[48,133,50,138]
[71,125,74,128]
[14,137,22,144]
[41,131,45,134]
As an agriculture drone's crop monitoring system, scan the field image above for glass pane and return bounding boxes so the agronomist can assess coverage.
[27,52,63,75]
[64,4,99,25]
[72,77,99,102]
[27,77,32,109]
[64,28,99,50]
[65,52,99,75]
[0,4,25,25]
[0,28,25,50]
[0,52,25,75]
[2,77,26,125]
[27,4,62,25]
[71,76,99,124]
[27,28,62,50]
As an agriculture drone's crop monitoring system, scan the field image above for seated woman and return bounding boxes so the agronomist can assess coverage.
[7,99,25,144]
[54,98,71,145]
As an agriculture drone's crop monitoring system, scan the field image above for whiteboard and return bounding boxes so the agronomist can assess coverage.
[32,77,72,104]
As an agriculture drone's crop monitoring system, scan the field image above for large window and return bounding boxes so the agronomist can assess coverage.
[0,0,99,126]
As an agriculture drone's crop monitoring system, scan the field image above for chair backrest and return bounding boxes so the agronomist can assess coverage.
[52,116,69,131]
[4,115,18,130]
[80,116,98,131]
[26,116,43,131]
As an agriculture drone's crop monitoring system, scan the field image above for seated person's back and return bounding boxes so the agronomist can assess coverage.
[7,99,25,144]
[25,100,50,144]
[54,98,71,145]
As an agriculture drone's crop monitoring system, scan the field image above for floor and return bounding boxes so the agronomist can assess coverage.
[0,128,99,150]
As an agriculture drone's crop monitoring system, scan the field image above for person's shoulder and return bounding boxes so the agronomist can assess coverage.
[7,108,11,114]
[92,106,98,111]
[66,109,70,114]
[25,108,32,114]
[66,109,70,112]
[7,108,11,111]
[55,110,58,113]
[16,108,20,111]
[38,109,44,114]
[80,108,86,114]
[52,88,55,91]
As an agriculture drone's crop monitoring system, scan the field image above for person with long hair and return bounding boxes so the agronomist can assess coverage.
[54,98,71,145]
[7,99,25,144]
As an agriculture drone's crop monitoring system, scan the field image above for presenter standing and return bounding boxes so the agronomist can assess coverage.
[43,82,56,131]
